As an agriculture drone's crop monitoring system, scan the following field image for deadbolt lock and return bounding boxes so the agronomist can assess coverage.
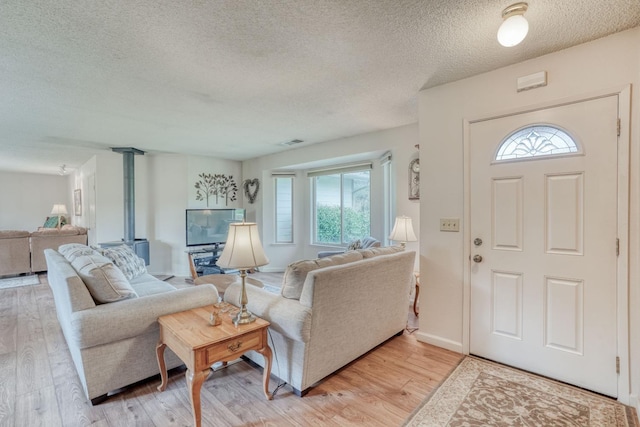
[473,238,483,246]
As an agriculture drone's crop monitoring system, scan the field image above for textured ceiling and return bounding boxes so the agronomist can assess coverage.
[1,0,639,175]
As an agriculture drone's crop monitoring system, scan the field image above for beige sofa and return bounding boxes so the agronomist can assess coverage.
[0,230,31,276]
[31,226,88,272]
[45,245,219,404]
[224,246,416,395]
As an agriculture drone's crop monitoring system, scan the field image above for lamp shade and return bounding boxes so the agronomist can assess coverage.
[389,216,417,243]
[51,204,68,216]
[217,222,269,269]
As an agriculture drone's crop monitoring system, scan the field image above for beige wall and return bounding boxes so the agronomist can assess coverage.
[417,27,640,407]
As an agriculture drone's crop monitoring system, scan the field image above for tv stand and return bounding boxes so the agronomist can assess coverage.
[187,244,224,280]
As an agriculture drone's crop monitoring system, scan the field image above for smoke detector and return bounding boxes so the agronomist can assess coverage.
[280,139,304,146]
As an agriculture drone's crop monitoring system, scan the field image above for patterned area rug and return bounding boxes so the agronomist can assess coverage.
[404,356,639,427]
[0,274,40,289]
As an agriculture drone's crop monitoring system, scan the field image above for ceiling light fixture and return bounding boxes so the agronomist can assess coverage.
[59,164,67,175]
[497,2,529,47]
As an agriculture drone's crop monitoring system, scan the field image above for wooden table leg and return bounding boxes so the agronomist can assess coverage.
[413,281,420,317]
[186,369,209,427]
[156,342,168,392]
[256,345,273,400]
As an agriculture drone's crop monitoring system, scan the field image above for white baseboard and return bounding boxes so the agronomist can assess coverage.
[414,331,464,354]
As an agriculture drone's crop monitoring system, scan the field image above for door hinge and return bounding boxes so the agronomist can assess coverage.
[616,356,620,374]
[616,238,620,256]
[617,118,621,137]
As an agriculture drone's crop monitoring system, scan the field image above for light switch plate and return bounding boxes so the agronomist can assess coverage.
[440,218,460,232]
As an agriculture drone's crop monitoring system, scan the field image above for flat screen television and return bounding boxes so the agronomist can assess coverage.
[185,208,245,247]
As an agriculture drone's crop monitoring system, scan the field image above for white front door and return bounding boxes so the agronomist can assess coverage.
[469,95,619,397]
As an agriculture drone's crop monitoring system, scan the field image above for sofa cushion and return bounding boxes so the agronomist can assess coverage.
[0,230,30,239]
[61,224,88,234]
[32,228,80,237]
[71,254,138,303]
[93,245,147,280]
[281,250,363,300]
[129,273,177,297]
[357,245,404,258]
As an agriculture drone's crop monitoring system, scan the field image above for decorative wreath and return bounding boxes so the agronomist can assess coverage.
[243,178,260,204]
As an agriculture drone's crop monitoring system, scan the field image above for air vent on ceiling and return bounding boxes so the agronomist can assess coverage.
[280,139,304,146]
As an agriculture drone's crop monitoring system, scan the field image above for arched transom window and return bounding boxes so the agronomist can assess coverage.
[495,125,580,161]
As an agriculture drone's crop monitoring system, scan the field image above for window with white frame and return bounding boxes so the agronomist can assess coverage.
[274,176,293,243]
[310,164,371,245]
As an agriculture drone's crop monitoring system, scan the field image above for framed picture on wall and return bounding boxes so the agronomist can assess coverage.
[74,189,82,216]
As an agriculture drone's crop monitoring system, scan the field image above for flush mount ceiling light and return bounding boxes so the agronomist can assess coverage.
[497,2,529,47]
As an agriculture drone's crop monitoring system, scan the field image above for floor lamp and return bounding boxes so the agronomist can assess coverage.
[216,222,269,325]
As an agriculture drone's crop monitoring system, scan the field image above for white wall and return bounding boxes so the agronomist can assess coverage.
[242,123,420,271]
[417,28,640,406]
[0,171,71,230]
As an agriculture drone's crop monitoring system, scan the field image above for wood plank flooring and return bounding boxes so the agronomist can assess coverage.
[0,275,462,427]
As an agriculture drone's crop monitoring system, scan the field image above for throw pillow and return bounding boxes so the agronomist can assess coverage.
[59,243,98,263]
[347,239,362,251]
[43,216,66,228]
[93,245,147,281]
[71,253,137,303]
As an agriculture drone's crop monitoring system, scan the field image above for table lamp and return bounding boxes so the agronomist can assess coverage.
[51,204,68,229]
[389,215,417,248]
[216,222,269,325]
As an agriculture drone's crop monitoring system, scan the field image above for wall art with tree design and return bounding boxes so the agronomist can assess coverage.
[194,173,238,207]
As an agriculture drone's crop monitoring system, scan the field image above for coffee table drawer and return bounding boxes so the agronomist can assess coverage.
[206,329,262,363]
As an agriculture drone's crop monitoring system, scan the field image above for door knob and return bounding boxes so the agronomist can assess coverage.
[474,238,483,246]
[473,255,483,263]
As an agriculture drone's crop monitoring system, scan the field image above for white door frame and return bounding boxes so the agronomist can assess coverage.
[462,85,631,404]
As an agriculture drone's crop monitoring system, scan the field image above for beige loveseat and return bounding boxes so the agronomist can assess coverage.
[0,230,31,276]
[45,244,219,404]
[0,226,89,276]
[31,226,88,272]
[223,246,416,396]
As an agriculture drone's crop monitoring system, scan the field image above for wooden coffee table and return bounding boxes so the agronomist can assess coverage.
[156,305,272,427]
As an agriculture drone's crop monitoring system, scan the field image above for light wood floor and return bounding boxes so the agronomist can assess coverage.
[0,274,463,427]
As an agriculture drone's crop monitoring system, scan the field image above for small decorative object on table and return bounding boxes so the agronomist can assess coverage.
[209,301,235,326]
[208,312,221,326]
